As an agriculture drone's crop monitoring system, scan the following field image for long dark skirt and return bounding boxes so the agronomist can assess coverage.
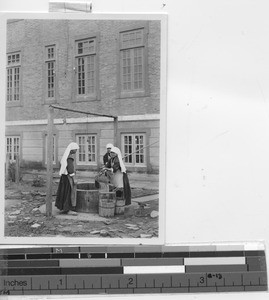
[55,175,75,212]
[110,173,131,205]
[123,173,131,205]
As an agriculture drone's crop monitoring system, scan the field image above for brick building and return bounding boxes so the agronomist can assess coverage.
[5,18,161,173]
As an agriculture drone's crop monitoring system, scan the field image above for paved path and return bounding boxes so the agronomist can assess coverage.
[132,194,159,203]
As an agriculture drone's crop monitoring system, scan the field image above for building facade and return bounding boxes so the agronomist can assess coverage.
[5,19,161,173]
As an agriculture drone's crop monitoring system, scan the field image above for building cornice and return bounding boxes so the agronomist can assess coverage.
[6,114,160,126]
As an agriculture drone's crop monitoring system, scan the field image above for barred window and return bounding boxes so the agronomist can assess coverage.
[6,136,20,162]
[6,52,21,102]
[76,134,97,165]
[120,29,145,92]
[122,133,146,166]
[45,45,56,99]
[75,38,96,96]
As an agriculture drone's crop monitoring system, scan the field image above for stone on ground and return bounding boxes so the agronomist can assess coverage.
[150,210,159,218]
[31,223,41,228]
[124,202,139,216]
[100,229,109,237]
[140,234,153,238]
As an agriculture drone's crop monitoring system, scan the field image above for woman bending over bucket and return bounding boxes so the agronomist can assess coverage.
[105,146,131,205]
[55,142,79,214]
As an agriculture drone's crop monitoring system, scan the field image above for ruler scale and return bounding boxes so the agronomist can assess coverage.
[0,245,267,295]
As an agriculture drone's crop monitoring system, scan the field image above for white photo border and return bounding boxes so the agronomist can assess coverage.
[0,12,167,245]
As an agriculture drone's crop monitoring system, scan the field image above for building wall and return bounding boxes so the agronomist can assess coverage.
[6,119,159,172]
[5,19,161,173]
[6,19,161,121]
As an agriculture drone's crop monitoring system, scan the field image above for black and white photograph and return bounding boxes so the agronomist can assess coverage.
[2,14,167,243]
[1,0,269,299]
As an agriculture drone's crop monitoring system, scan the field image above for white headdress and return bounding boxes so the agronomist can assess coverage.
[110,146,126,173]
[106,143,114,149]
[59,142,79,175]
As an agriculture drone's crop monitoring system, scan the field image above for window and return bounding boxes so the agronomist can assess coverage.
[75,38,96,96]
[120,29,145,93]
[6,52,21,103]
[76,134,97,165]
[122,133,146,166]
[6,136,20,162]
[44,135,56,164]
[45,45,56,99]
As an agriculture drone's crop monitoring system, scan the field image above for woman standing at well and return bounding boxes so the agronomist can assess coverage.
[106,146,131,205]
[55,142,79,214]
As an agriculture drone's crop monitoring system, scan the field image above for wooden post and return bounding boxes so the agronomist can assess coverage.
[5,153,10,182]
[15,156,20,184]
[113,117,118,147]
[46,106,54,218]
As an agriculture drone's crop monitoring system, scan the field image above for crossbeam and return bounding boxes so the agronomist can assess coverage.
[49,104,116,119]
[46,104,119,217]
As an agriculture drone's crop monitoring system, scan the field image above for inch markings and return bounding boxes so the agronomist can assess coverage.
[0,272,267,295]
[0,246,267,295]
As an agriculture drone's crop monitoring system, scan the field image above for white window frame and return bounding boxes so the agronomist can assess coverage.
[6,136,20,162]
[75,38,97,97]
[45,45,56,100]
[6,52,21,103]
[76,134,97,165]
[121,133,146,167]
[119,29,145,93]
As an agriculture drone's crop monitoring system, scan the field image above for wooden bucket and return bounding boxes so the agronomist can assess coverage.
[115,199,125,215]
[99,191,116,217]
[76,183,99,213]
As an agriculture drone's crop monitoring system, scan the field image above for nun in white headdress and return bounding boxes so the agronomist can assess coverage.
[107,146,131,205]
[103,143,114,167]
[55,142,79,214]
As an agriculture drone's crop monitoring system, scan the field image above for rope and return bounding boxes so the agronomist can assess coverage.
[122,140,159,159]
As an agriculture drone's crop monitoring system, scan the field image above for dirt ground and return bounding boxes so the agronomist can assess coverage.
[5,180,159,239]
